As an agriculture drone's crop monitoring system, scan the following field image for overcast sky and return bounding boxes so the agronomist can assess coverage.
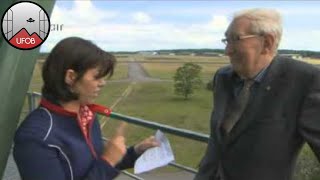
[40,0,320,52]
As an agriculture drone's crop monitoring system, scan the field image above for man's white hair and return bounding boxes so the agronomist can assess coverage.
[234,8,282,53]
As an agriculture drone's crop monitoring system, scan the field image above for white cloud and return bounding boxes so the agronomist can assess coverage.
[42,2,319,52]
[208,15,229,32]
[43,2,227,52]
[50,0,118,26]
[279,30,320,51]
[280,7,320,16]
[42,20,224,52]
[132,12,152,24]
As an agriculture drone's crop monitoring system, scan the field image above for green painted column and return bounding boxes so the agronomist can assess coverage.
[0,0,55,178]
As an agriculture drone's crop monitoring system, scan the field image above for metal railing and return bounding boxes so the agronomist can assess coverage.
[26,92,210,179]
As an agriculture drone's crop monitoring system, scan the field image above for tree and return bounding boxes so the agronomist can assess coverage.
[173,63,203,99]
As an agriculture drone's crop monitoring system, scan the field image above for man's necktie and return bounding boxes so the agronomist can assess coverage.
[222,80,254,133]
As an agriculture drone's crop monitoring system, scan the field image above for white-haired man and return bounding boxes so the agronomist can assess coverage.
[195,8,320,180]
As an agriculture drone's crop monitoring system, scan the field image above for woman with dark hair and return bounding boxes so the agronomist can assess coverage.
[13,37,158,180]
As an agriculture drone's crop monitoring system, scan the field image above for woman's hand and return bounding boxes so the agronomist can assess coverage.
[134,136,159,155]
[102,122,127,167]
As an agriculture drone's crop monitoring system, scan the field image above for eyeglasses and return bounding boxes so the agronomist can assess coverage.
[221,34,261,45]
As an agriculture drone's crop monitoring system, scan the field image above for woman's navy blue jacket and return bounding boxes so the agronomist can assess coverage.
[13,99,139,180]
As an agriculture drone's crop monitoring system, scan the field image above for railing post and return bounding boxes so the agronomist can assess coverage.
[31,93,37,111]
[27,92,37,113]
[27,93,33,113]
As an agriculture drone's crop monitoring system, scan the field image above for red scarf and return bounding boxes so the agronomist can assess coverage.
[40,98,112,138]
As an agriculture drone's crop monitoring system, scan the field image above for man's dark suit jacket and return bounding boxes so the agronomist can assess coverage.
[195,57,320,180]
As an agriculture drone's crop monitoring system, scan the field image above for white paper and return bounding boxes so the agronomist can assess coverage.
[134,130,175,174]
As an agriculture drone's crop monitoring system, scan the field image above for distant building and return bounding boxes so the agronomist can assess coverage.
[279,54,303,60]
[196,52,223,57]
[139,51,158,56]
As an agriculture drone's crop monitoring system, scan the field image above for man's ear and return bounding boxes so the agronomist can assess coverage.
[262,34,275,54]
[65,69,77,86]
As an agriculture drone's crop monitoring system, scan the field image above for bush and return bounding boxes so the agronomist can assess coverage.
[294,145,320,180]
[173,63,202,99]
[206,80,214,91]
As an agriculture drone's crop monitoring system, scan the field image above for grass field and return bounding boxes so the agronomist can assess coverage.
[96,81,131,106]
[302,58,320,65]
[99,81,212,169]
[22,55,320,178]
[110,63,128,80]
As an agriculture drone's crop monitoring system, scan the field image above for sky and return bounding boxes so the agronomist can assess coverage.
[40,0,320,52]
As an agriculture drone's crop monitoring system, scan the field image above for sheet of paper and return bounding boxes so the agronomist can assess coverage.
[134,130,175,174]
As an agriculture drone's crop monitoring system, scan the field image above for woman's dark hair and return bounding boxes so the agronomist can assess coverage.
[42,37,115,102]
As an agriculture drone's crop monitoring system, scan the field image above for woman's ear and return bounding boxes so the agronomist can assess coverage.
[65,69,77,86]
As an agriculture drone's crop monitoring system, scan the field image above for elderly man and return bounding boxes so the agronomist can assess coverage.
[195,8,320,180]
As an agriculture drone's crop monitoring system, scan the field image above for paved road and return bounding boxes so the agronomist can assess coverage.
[127,62,162,82]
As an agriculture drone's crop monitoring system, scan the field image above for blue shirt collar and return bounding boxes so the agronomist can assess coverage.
[254,66,268,83]
[232,65,270,84]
